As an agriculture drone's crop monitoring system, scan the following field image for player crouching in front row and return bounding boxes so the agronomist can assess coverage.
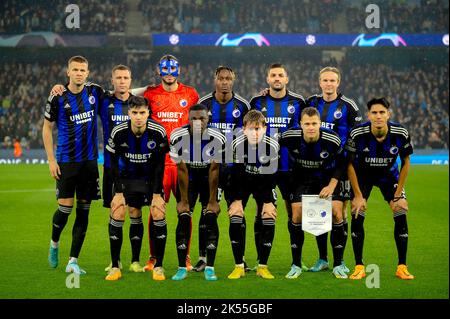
[346,97,414,280]
[105,96,169,281]
[280,107,348,279]
[227,110,279,279]
[169,104,225,281]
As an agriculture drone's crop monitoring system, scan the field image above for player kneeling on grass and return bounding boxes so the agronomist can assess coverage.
[169,104,225,281]
[227,110,279,280]
[105,96,169,281]
[280,107,348,279]
[346,97,414,280]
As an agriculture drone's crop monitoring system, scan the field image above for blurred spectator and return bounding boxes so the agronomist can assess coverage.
[1,0,447,34]
[0,0,127,34]
[13,137,22,158]
[139,0,448,34]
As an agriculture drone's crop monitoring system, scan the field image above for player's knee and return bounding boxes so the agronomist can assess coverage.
[262,209,277,220]
[390,198,408,212]
[151,209,165,220]
[332,211,343,224]
[112,208,126,220]
[229,210,244,218]
[58,198,74,207]
[291,203,302,223]
[128,207,142,218]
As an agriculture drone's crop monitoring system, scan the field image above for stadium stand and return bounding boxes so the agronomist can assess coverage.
[0,55,448,150]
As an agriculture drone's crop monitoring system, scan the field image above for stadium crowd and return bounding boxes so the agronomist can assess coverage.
[0,0,127,33]
[0,56,448,150]
[0,0,447,34]
[139,0,448,34]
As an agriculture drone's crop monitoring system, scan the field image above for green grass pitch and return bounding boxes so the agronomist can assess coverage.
[0,165,448,299]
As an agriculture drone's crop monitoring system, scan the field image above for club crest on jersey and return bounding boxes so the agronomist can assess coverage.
[205,147,214,157]
[390,146,399,154]
[287,104,295,114]
[179,99,188,107]
[333,110,342,119]
[148,140,156,149]
[232,109,241,118]
[259,155,270,163]
[320,151,329,159]
[89,95,96,104]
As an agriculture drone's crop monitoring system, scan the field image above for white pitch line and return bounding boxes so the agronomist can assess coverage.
[0,189,54,193]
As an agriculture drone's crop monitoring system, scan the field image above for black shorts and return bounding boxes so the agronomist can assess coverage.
[176,174,211,212]
[275,171,293,201]
[114,179,161,210]
[102,167,113,208]
[351,177,406,203]
[289,180,341,203]
[56,160,100,201]
[240,184,278,209]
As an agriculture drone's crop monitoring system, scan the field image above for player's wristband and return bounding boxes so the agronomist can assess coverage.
[392,196,403,202]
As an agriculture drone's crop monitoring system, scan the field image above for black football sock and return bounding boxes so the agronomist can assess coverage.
[70,202,90,258]
[148,214,155,259]
[205,211,219,267]
[109,217,124,268]
[289,221,304,267]
[331,221,345,268]
[241,216,247,262]
[258,218,275,265]
[351,212,365,265]
[153,218,167,268]
[129,216,143,263]
[394,210,408,265]
[51,204,72,243]
[254,212,263,262]
[175,212,191,267]
[315,232,328,262]
[198,209,207,258]
[229,216,244,264]
[343,220,349,253]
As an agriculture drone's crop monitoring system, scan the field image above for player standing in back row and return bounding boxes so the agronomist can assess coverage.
[195,66,250,272]
[133,54,199,272]
[346,97,414,280]
[250,63,307,270]
[306,66,362,273]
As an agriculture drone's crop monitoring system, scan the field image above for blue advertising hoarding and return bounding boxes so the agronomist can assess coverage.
[153,33,449,47]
